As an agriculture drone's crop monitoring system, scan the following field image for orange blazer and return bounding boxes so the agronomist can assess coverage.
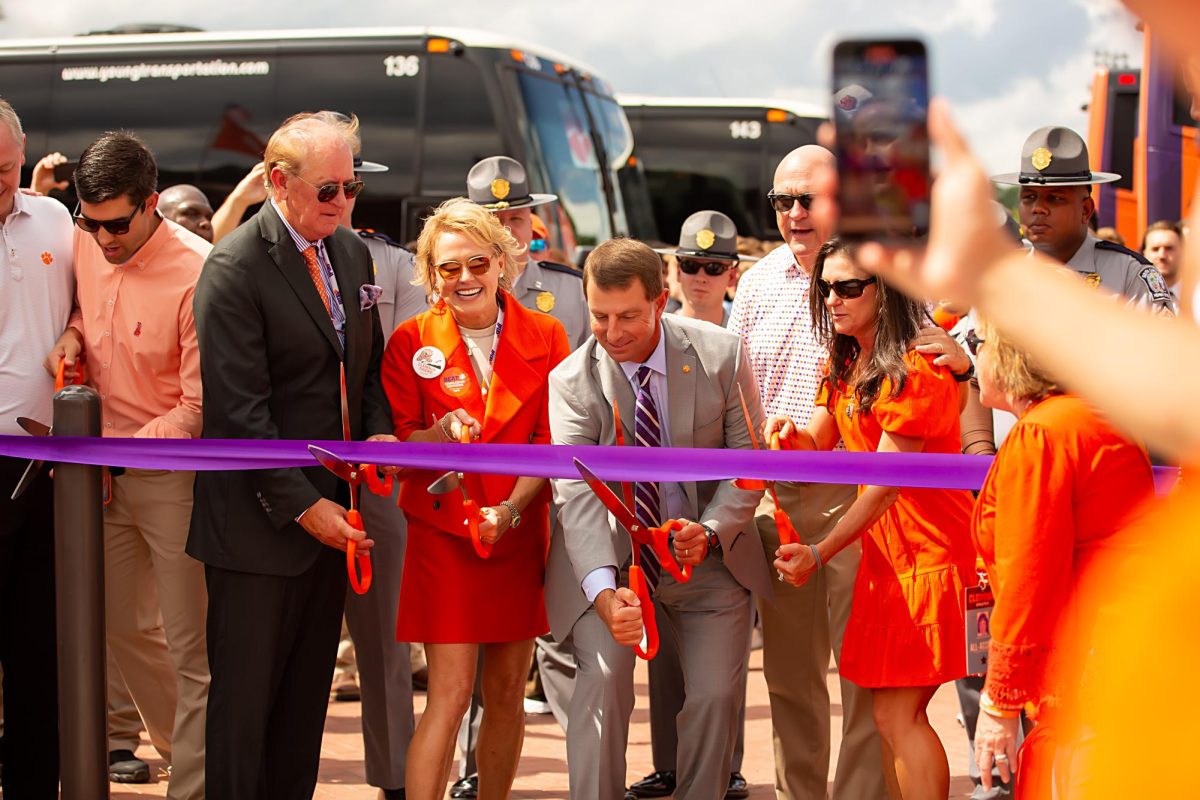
[381,291,570,536]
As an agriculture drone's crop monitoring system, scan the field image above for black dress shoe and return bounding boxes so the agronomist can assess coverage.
[108,749,150,783]
[380,789,406,800]
[726,771,749,799]
[627,769,676,798]
[449,774,478,798]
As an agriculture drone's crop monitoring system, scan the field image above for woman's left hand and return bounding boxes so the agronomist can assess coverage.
[366,433,406,477]
[773,542,817,587]
[478,505,512,545]
[975,708,1020,790]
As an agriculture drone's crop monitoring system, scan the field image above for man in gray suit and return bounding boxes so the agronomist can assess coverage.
[547,238,773,800]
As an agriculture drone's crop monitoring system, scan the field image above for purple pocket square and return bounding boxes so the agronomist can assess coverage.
[359,284,383,311]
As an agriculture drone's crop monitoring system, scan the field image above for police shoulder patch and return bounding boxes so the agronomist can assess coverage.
[1095,238,1153,266]
[538,259,583,279]
[1138,266,1173,304]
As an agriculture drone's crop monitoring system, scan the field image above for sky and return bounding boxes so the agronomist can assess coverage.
[0,0,1145,176]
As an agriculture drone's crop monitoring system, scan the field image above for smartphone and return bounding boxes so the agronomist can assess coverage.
[832,39,931,241]
[52,160,79,183]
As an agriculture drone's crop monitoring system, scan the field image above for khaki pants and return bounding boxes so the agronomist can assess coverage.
[104,469,208,800]
[757,482,886,800]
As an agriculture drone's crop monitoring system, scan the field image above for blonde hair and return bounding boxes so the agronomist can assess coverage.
[0,97,23,145]
[975,317,1061,402]
[262,111,360,195]
[413,197,522,296]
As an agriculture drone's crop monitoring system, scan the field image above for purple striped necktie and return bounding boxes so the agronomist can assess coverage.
[633,365,663,591]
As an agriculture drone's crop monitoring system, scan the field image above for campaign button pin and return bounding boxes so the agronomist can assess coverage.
[412,346,447,379]
[441,367,471,397]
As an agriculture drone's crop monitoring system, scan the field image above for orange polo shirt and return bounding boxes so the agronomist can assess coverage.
[69,217,210,438]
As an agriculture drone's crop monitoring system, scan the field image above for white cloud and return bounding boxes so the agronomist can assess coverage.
[897,0,999,37]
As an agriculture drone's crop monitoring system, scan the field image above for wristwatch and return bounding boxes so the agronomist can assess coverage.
[499,500,521,528]
[701,523,721,554]
[952,361,975,383]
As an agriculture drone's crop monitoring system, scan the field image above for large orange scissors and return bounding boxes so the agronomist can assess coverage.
[573,449,691,661]
[427,424,491,559]
[731,385,802,568]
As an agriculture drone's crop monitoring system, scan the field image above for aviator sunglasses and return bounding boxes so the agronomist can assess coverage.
[815,276,877,300]
[677,257,735,277]
[434,254,492,280]
[73,201,145,235]
[767,192,817,214]
[291,173,365,203]
[965,330,985,356]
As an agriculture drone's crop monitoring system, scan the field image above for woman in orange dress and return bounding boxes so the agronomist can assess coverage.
[967,318,1154,795]
[765,237,976,800]
[381,198,569,800]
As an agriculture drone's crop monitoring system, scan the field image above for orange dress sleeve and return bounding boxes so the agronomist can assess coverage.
[381,321,426,442]
[873,352,957,439]
[981,421,1077,709]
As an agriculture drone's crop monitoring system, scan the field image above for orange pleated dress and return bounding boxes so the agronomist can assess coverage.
[817,351,977,688]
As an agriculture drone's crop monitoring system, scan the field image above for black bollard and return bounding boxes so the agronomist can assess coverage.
[52,385,109,799]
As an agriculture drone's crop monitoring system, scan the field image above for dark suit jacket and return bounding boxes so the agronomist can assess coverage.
[187,202,393,577]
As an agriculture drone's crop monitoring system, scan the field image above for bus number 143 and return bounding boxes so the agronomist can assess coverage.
[729,120,762,140]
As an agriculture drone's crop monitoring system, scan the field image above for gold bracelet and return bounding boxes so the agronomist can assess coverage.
[979,691,1021,719]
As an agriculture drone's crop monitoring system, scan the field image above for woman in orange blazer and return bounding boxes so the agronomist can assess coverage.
[967,318,1153,796]
[381,198,569,800]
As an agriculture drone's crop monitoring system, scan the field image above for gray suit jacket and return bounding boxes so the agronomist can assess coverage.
[545,314,773,640]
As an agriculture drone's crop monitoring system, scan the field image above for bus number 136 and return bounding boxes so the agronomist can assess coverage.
[384,55,421,78]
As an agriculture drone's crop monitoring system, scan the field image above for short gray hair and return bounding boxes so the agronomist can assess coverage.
[0,97,24,145]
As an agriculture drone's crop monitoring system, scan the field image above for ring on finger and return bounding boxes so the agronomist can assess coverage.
[995,754,1009,763]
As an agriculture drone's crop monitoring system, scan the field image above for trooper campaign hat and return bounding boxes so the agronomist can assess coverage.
[353,156,388,173]
[467,156,557,210]
[992,125,1120,186]
[654,210,759,262]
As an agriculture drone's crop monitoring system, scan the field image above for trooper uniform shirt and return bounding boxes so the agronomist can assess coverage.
[512,257,588,349]
[358,229,428,337]
[1065,233,1176,315]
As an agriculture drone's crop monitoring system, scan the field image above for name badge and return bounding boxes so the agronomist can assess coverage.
[965,573,994,677]
[412,346,447,379]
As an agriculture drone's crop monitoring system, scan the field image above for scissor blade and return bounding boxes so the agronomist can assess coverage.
[10,459,44,501]
[17,416,51,437]
[339,363,352,443]
[736,385,762,451]
[427,470,463,495]
[572,458,643,535]
[308,444,359,484]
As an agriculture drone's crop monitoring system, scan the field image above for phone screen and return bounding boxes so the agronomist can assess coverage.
[833,40,930,241]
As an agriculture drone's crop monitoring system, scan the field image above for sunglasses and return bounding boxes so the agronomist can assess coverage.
[767,192,817,214]
[73,201,145,235]
[435,254,492,280]
[678,258,735,277]
[815,276,877,300]
[291,173,365,203]
[530,237,547,254]
[965,329,985,356]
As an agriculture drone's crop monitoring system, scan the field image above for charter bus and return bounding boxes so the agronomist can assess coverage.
[619,96,825,242]
[1087,28,1198,246]
[0,26,649,260]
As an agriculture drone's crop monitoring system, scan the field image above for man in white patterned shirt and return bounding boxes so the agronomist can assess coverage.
[727,145,887,799]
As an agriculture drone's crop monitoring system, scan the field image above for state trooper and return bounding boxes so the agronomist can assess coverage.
[466,156,589,348]
[993,125,1175,314]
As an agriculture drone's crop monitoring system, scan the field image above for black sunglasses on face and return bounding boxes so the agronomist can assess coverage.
[292,173,365,203]
[965,330,985,356]
[73,201,145,235]
[767,192,817,214]
[677,257,735,276]
[815,276,877,300]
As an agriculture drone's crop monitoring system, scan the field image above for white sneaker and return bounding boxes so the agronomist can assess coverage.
[523,697,552,714]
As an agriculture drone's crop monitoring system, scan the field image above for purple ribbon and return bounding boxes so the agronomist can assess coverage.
[0,435,1180,494]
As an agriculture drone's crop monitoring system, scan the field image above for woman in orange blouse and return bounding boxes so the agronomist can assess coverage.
[766,238,976,800]
[967,318,1154,795]
[381,198,569,800]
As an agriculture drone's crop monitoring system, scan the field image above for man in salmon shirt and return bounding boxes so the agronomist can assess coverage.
[44,131,211,800]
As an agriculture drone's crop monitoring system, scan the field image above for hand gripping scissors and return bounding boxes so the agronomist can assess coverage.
[10,359,87,501]
[573,448,692,660]
[426,424,491,559]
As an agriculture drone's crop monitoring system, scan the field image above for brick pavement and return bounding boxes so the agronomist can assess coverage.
[106,649,976,798]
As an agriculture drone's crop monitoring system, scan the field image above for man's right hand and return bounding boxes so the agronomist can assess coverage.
[30,152,70,195]
[594,587,645,648]
[43,327,84,381]
[297,498,374,552]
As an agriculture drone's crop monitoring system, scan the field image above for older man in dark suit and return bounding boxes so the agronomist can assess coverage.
[188,111,397,800]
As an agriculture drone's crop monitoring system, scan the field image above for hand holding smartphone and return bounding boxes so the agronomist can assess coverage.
[832,39,931,242]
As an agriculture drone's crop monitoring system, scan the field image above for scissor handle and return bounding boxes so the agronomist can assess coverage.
[362,464,393,496]
[345,509,372,594]
[774,507,800,561]
[55,358,85,392]
[464,498,492,559]
[653,519,692,583]
[629,564,659,660]
[771,430,793,451]
[459,425,472,444]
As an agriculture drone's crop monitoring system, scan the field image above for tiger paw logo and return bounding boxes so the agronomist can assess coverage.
[40,251,53,265]
[134,322,143,336]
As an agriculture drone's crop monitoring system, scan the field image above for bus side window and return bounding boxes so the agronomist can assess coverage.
[421,56,504,195]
